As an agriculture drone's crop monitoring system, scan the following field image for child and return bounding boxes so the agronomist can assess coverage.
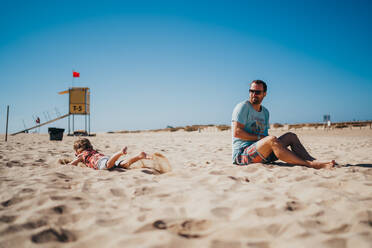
[69,138,151,170]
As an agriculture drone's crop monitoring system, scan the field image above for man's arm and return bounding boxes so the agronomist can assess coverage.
[232,121,264,141]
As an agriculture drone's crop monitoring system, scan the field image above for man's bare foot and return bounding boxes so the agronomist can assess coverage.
[122,146,128,155]
[308,160,336,169]
[138,152,152,159]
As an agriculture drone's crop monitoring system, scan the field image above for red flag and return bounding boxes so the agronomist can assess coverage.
[73,71,80,77]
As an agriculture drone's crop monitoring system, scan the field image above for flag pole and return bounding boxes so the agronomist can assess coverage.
[72,69,74,88]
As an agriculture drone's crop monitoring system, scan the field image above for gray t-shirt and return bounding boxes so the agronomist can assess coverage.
[231,101,270,162]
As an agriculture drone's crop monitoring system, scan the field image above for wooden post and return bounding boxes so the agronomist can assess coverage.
[68,114,70,135]
[85,89,87,134]
[88,113,90,135]
[68,88,71,135]
[5,105,9,141]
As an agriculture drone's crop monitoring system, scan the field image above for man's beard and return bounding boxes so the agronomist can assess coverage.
[250,97,262,105]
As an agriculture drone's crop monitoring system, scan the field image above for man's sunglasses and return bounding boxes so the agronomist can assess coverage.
[249,89,263,95]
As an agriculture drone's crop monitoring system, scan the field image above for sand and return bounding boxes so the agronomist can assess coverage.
[0,129,371,248]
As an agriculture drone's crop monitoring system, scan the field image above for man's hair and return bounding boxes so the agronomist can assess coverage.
[73,138,93,151]
[251,79,267,92]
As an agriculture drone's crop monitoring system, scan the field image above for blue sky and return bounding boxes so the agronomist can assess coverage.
[1,0,371,133]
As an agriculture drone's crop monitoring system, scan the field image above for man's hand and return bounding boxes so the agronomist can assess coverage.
[233,121,262,141]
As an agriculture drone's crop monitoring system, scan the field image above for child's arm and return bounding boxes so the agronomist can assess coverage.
[69,156,83,166]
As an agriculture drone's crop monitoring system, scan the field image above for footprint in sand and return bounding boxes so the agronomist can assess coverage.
[136,218,213,239]
[134,186,155,197]
[1,225,23,235]
[211,207,232,219]
[82,181,96,193]
[310,210,325,217]
[34,205,67,221]
[243,166,259,173]
[49,195,90,209]
[228,176,250,183]
[54,172,73,180]
[20,188,35,194]
[163,219,212,238]
[50,195,67,201]
[255,205,279,217]
[285,201,304,211]
[210,240,241,248]
[21,219,48,230]
[358,210,372,227]
[265,223,286,237]
[322,224,351,235]
[209,170,225,175]
[322,238,347,248]
[31,228,76,243]
[1,196,26,207]
[246,241,270,248]
[295,175,311,181]
[316,181,339,189]
[5,160,23,168]
[96,218,122,227]
[110,188,127,198]
[1,219,48,235]
[299,220,323,229]
[50,205,68,214]
[0,215,17,223]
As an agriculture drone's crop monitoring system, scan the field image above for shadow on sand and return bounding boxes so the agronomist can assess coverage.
[344,164,372,168]
[269,162,296,167]
[109,167,127,172]
[109,167,159,174]
[270,162,372,168]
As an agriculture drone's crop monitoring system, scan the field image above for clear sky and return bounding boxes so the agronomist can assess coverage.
[1,0,371,133]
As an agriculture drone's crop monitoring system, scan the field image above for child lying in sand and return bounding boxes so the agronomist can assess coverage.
[68,138,151,170]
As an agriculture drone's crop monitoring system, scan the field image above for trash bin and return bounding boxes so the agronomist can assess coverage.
[48,128,65,141]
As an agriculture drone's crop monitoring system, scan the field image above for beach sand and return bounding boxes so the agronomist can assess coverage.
[0,129,371,248]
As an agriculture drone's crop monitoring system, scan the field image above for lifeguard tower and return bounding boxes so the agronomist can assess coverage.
[59,87,91,136]
[11,87,92,136]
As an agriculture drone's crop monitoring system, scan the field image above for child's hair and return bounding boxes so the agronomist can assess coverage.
[73,138,93,151]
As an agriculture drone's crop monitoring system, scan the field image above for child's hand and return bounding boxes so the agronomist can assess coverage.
[58,158,72,165]
[122,146,128,155]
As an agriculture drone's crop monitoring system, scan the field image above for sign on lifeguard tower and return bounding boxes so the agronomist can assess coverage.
[69,88,90,114]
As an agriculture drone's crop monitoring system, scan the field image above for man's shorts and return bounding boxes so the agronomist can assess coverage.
[234,143,277,166]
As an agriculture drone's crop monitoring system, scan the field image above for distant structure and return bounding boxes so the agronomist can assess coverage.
[323,114,331,123]
[323,114,331,129]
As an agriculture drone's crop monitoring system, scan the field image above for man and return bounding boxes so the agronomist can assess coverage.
[232,80,335,169]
